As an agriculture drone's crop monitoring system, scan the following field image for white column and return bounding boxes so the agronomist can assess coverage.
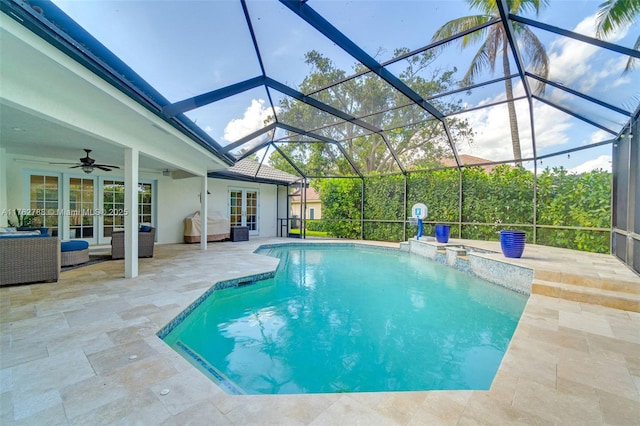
[61,178,70,241]
[0,148,7,227]
[200,175,208,251]
[124,148,139,278]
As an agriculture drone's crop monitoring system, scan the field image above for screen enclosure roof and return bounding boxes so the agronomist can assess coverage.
[3,0,639,180]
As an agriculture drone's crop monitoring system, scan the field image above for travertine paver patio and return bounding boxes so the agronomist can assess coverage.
[1,237,639,425]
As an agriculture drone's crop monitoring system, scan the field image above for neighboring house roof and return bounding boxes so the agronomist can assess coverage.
[209,159,299,185]
[290,187,321,203]
[440,154,501,172]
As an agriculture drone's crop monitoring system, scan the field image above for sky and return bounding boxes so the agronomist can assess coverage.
[52,0,639,174]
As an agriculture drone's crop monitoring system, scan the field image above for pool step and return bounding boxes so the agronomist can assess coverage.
[534,270,640,295]
[531,278,640,312]
[445,246,467,256]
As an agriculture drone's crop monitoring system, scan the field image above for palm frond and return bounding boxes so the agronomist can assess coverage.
[431,15,492,48]
[596,0,640,38]
[467,0,549,14]
[486,26,502,74]
[467,0,496,14]
[517,26,550,94]
[510,0,550,15]
[624,34,640,72]
[462,40,493,85]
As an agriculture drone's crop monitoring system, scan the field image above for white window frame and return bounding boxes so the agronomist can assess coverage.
[24,170,156,245]
[228,187,260,235]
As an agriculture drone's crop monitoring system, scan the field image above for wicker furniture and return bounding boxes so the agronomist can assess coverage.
[231,226,249,242]
[0,236,60,285]
[61,240,90,267]
[111,228,156,259]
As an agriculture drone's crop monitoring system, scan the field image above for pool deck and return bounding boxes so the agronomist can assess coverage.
[1,237,639,425]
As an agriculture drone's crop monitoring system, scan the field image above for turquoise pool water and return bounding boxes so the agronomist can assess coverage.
[162,244,527,395]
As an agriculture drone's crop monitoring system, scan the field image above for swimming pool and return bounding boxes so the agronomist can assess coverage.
[161,244,527,395]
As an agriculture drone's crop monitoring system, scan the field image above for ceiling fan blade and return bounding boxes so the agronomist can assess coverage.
[49,150,120,171]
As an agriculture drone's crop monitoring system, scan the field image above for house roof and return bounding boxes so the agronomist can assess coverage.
[209,159,299,185]
[290,187,321,203]
[440,154,501,172]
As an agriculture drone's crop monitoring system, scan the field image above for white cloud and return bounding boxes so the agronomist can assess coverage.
[569,155,612,173]
[223,99,277,142]
[589,129,614,144]
[546,13,629,92]
[457,92,571,161]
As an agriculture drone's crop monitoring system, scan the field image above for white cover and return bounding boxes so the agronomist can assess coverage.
[183,211,230,242]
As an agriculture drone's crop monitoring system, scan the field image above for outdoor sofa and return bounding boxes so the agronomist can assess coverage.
[0,233,60,285]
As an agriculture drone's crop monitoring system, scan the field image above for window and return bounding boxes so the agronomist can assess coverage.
[309,207,315,220]
[229,188,259,234]
[103,180,125,238]
[27,171,155,242]
[29,174,59,236]
[138,183,153,224]
[103,180,155,238]
[69,177,95,239]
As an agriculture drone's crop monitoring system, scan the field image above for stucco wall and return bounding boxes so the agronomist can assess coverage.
[207,179,278,238]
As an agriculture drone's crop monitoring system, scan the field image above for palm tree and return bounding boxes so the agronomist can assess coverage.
[595,0,639,71]
[432,0,550,163]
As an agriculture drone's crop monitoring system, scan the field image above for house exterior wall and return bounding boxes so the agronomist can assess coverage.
[2,154,281,244]
[207,179,278,238]
[290,200,323,220]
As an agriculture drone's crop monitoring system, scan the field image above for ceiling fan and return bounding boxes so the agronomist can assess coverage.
[51,149,120,174]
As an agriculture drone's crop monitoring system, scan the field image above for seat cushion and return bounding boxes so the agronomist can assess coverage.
[61,240,90,252]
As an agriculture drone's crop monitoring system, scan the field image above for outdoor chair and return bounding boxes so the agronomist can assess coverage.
[111,227,156,259]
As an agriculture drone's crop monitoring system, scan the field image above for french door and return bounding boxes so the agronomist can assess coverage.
[229,188,259,235]
[28,172,155,245]
[66,176,97,243]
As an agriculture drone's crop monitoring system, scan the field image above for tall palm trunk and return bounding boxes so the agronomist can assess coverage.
[502,40,522,163]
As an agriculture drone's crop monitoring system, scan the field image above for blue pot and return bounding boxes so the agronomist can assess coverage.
[434,224,450,243]
[500,230,526,258]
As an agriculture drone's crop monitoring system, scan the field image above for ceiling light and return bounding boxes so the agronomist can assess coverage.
[82,165,93,174]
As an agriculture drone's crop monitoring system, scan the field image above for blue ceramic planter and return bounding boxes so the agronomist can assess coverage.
[500,230,526,258]
[434,224,451,243]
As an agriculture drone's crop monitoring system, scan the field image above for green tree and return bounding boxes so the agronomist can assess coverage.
[432,0,550,163]
[317,178,362,239]
[536,167,611,252]
[270,49,473,176]
[595,0,639,71]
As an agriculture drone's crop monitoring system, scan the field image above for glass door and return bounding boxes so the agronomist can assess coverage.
[100,180,154,243]
[229,188,259,235]
[102,180,125,240]
[28,174,60,237]
[68,176,96,243]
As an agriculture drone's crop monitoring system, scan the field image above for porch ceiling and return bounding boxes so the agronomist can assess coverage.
[1,103,173,171]
[0,14,232,176]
